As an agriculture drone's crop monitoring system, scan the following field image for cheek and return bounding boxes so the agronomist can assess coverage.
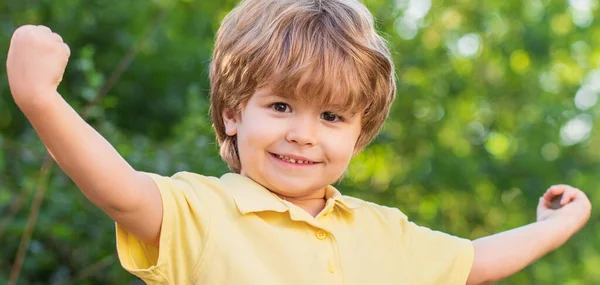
[237,113,283,152]
[324,130,360,162]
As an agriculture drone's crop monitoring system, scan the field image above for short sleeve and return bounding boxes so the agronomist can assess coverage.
[399,214,474,285]
[115,172,212,284]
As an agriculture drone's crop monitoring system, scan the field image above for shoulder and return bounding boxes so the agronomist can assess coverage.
[145,171,268,214]
[341,195,407,217]
[341,195,472,248]
[163,171,222,187]
[142,171,234,211]
[338,195,410,226]
[145,171,228,194]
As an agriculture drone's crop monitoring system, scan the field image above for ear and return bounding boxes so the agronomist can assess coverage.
[222,108,240,136]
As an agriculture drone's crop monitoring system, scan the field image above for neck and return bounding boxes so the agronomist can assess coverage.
[276,190,327,217]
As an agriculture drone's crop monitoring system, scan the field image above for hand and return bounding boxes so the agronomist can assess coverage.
[6,25,70,109]
[537,184,591,233]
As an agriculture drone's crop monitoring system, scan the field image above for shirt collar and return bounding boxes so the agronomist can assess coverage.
[220,173,364,215]
[323,183,365,212]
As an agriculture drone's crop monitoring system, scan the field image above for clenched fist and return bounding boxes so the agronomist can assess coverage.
[6,25,70,109]
[537,184,591,235]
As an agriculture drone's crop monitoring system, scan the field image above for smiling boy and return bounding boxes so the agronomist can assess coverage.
[6,0,591,284]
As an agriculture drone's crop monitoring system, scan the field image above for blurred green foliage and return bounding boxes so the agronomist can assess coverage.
[1,0,600,284]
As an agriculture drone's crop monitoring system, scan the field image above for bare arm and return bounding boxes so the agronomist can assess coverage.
[7,25,162,246]
[467,219,571,285]
[466,185,591,285]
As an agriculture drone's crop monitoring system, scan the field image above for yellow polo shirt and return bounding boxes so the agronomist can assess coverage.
[116,172,474,285]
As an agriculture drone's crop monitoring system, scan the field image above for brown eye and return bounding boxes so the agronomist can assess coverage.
[321,111,342,122]
[271,102,291,113]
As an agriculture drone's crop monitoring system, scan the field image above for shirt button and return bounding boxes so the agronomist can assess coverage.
[315,230,328,240]
[327,262,335,274]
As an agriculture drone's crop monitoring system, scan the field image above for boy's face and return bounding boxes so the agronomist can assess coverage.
[223,87,362,198]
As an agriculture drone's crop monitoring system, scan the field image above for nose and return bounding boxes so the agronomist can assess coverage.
[286,115,319,146]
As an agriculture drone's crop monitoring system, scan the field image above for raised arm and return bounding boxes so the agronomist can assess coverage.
[6,25,163,246]
[466,185,591,285]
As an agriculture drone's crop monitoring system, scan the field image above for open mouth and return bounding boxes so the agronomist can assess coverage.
[270,153,317,165]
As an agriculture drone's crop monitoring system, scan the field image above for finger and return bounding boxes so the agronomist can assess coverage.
[18,24,36,29]
[12,25,35,41]
[561,187,578,205]
[17,25,37,32]
[538,196,549,208]
[36,25,52,34]
[544,185,568,200]
[539,196,555,209]
[50,32,64,43]
[16,25,36,33]
[543,190,556,202]
[63,43,71,57]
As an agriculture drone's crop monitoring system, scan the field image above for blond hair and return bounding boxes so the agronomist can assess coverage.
[210,0,396,173]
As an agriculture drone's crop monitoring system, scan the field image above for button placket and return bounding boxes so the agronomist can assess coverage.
[313,228,337,277]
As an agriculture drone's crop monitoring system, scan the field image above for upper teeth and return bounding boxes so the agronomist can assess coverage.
[277,154,312,164]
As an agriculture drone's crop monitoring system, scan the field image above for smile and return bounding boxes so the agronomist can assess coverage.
[270,153,317,165]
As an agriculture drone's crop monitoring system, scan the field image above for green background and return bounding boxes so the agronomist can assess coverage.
[1,0,599,284]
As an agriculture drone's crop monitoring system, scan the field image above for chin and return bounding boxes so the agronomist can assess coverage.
[269,178,320,196]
